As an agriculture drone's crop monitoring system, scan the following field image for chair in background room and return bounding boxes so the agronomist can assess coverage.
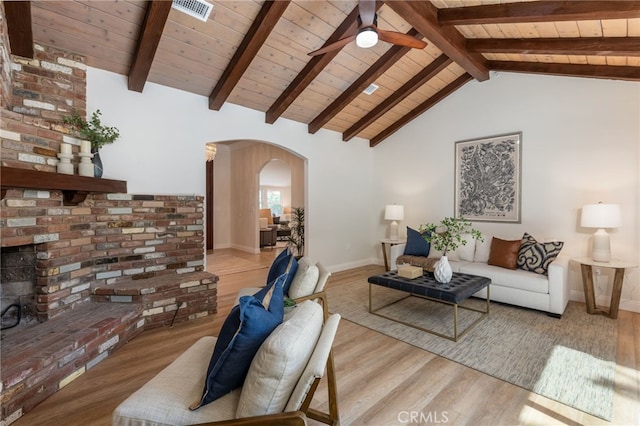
[259,208,274,226]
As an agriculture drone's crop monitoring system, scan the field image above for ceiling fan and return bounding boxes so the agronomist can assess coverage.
[308,0,427,56]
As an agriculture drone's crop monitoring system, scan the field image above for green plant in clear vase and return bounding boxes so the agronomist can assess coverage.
[419,217,483,256]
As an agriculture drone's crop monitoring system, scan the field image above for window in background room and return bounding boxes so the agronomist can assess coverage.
[267,190,282,216]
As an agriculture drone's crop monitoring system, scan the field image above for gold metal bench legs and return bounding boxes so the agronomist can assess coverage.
[369,284,490,342]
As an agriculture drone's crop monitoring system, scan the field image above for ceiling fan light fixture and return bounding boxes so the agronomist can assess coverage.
[356,27,378,48]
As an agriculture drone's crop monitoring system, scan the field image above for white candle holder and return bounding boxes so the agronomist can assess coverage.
[60,143,72,154]
[57,152,74,175]
[80,140,92,153]
[78,152,94,177]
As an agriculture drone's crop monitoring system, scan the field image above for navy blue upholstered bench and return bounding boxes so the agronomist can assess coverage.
[367,271,491,341]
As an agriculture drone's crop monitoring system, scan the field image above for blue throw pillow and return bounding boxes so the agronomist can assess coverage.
[267,248,290,283]
[266,248,298,295]
[403,227,431,256]
[190,274,285,409]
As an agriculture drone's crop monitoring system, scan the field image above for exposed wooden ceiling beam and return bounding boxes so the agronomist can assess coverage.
[128,1,172,92]
[4,1,34,58]
[265,2,382,124]
[438,1,640,25]
[307,28,422,135]
[468,37,640,56]
[343,54,453,142]
[386,1,489,82]
[209,0,291,111]
[488,61,640,81]
[370,73,473,147]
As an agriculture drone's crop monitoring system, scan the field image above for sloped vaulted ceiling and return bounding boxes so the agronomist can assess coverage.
[5,1,640,146]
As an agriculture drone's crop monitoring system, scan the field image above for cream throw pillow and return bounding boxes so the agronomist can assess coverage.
[236,301,323,417]
[288,257,319,299]
[452,233,476,262]
[474,235,491,263]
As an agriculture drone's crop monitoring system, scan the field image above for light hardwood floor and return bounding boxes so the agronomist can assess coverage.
[12,248,640,426]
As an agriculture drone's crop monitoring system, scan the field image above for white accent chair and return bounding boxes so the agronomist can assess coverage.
[112,300,340,426]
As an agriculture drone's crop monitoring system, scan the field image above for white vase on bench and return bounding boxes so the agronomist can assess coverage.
[434,255,452,283]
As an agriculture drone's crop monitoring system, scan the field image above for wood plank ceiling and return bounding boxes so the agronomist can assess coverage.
[5,1,640,147]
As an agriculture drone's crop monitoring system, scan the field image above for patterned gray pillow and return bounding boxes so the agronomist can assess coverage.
[517,233,563,275]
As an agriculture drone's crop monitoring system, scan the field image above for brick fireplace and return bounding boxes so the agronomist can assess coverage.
[0,15,217,423]
[0,188,218,424]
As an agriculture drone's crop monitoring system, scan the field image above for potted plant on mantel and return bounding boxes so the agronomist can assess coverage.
[64,109,120,178]
[287,206,305,258]
[419,217,482,283]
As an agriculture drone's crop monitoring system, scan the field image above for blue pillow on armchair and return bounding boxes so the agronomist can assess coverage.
[266,247,298,295]
[190,274,285,409]
[403,227,431,256]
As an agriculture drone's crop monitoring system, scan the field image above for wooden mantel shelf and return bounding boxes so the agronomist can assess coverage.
[1,166,127,205]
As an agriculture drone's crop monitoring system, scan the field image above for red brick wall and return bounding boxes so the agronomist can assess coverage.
[1,36,86,171]
[10,42,86,120]
[1,190,205,320]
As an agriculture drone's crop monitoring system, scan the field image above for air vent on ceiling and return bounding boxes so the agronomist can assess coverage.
[172,0,213,22]
[363,83,379,95]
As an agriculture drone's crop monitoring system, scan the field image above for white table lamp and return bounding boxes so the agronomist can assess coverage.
[384,204,404,241]
[581,202,621,262]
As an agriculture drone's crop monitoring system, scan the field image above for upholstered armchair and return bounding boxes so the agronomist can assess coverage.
[259,208,274,225]
[112,300,340,426]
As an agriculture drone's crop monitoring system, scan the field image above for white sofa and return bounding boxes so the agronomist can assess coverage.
[389,234,570,317]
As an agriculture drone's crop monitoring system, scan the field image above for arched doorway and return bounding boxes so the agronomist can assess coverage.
[207,140,305,253]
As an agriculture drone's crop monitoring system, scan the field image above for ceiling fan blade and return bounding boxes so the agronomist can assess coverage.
[377,29,427,49]
[307,34,356,56]
[359,0,376,26]
[308,35,356,56]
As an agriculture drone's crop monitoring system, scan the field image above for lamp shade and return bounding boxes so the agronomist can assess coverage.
[384,205,404,221]
[581,203,621,228]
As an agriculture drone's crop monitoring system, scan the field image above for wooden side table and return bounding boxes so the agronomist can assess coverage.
[380,238,406,271]
[574,257,638,319]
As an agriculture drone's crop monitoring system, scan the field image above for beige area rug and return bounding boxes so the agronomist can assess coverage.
[327,279,618,421]
[206,254,268,276]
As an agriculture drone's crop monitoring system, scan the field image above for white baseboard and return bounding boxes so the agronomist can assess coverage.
[570,289,640,314]
[327,258,378,273]
[620,299,640,313]
[230,243,260,254]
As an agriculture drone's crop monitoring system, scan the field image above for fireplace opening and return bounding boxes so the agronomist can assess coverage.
[1,245,38,333]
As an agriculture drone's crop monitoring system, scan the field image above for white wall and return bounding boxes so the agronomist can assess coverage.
[86,67,375,271]
[374,72,640,312]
